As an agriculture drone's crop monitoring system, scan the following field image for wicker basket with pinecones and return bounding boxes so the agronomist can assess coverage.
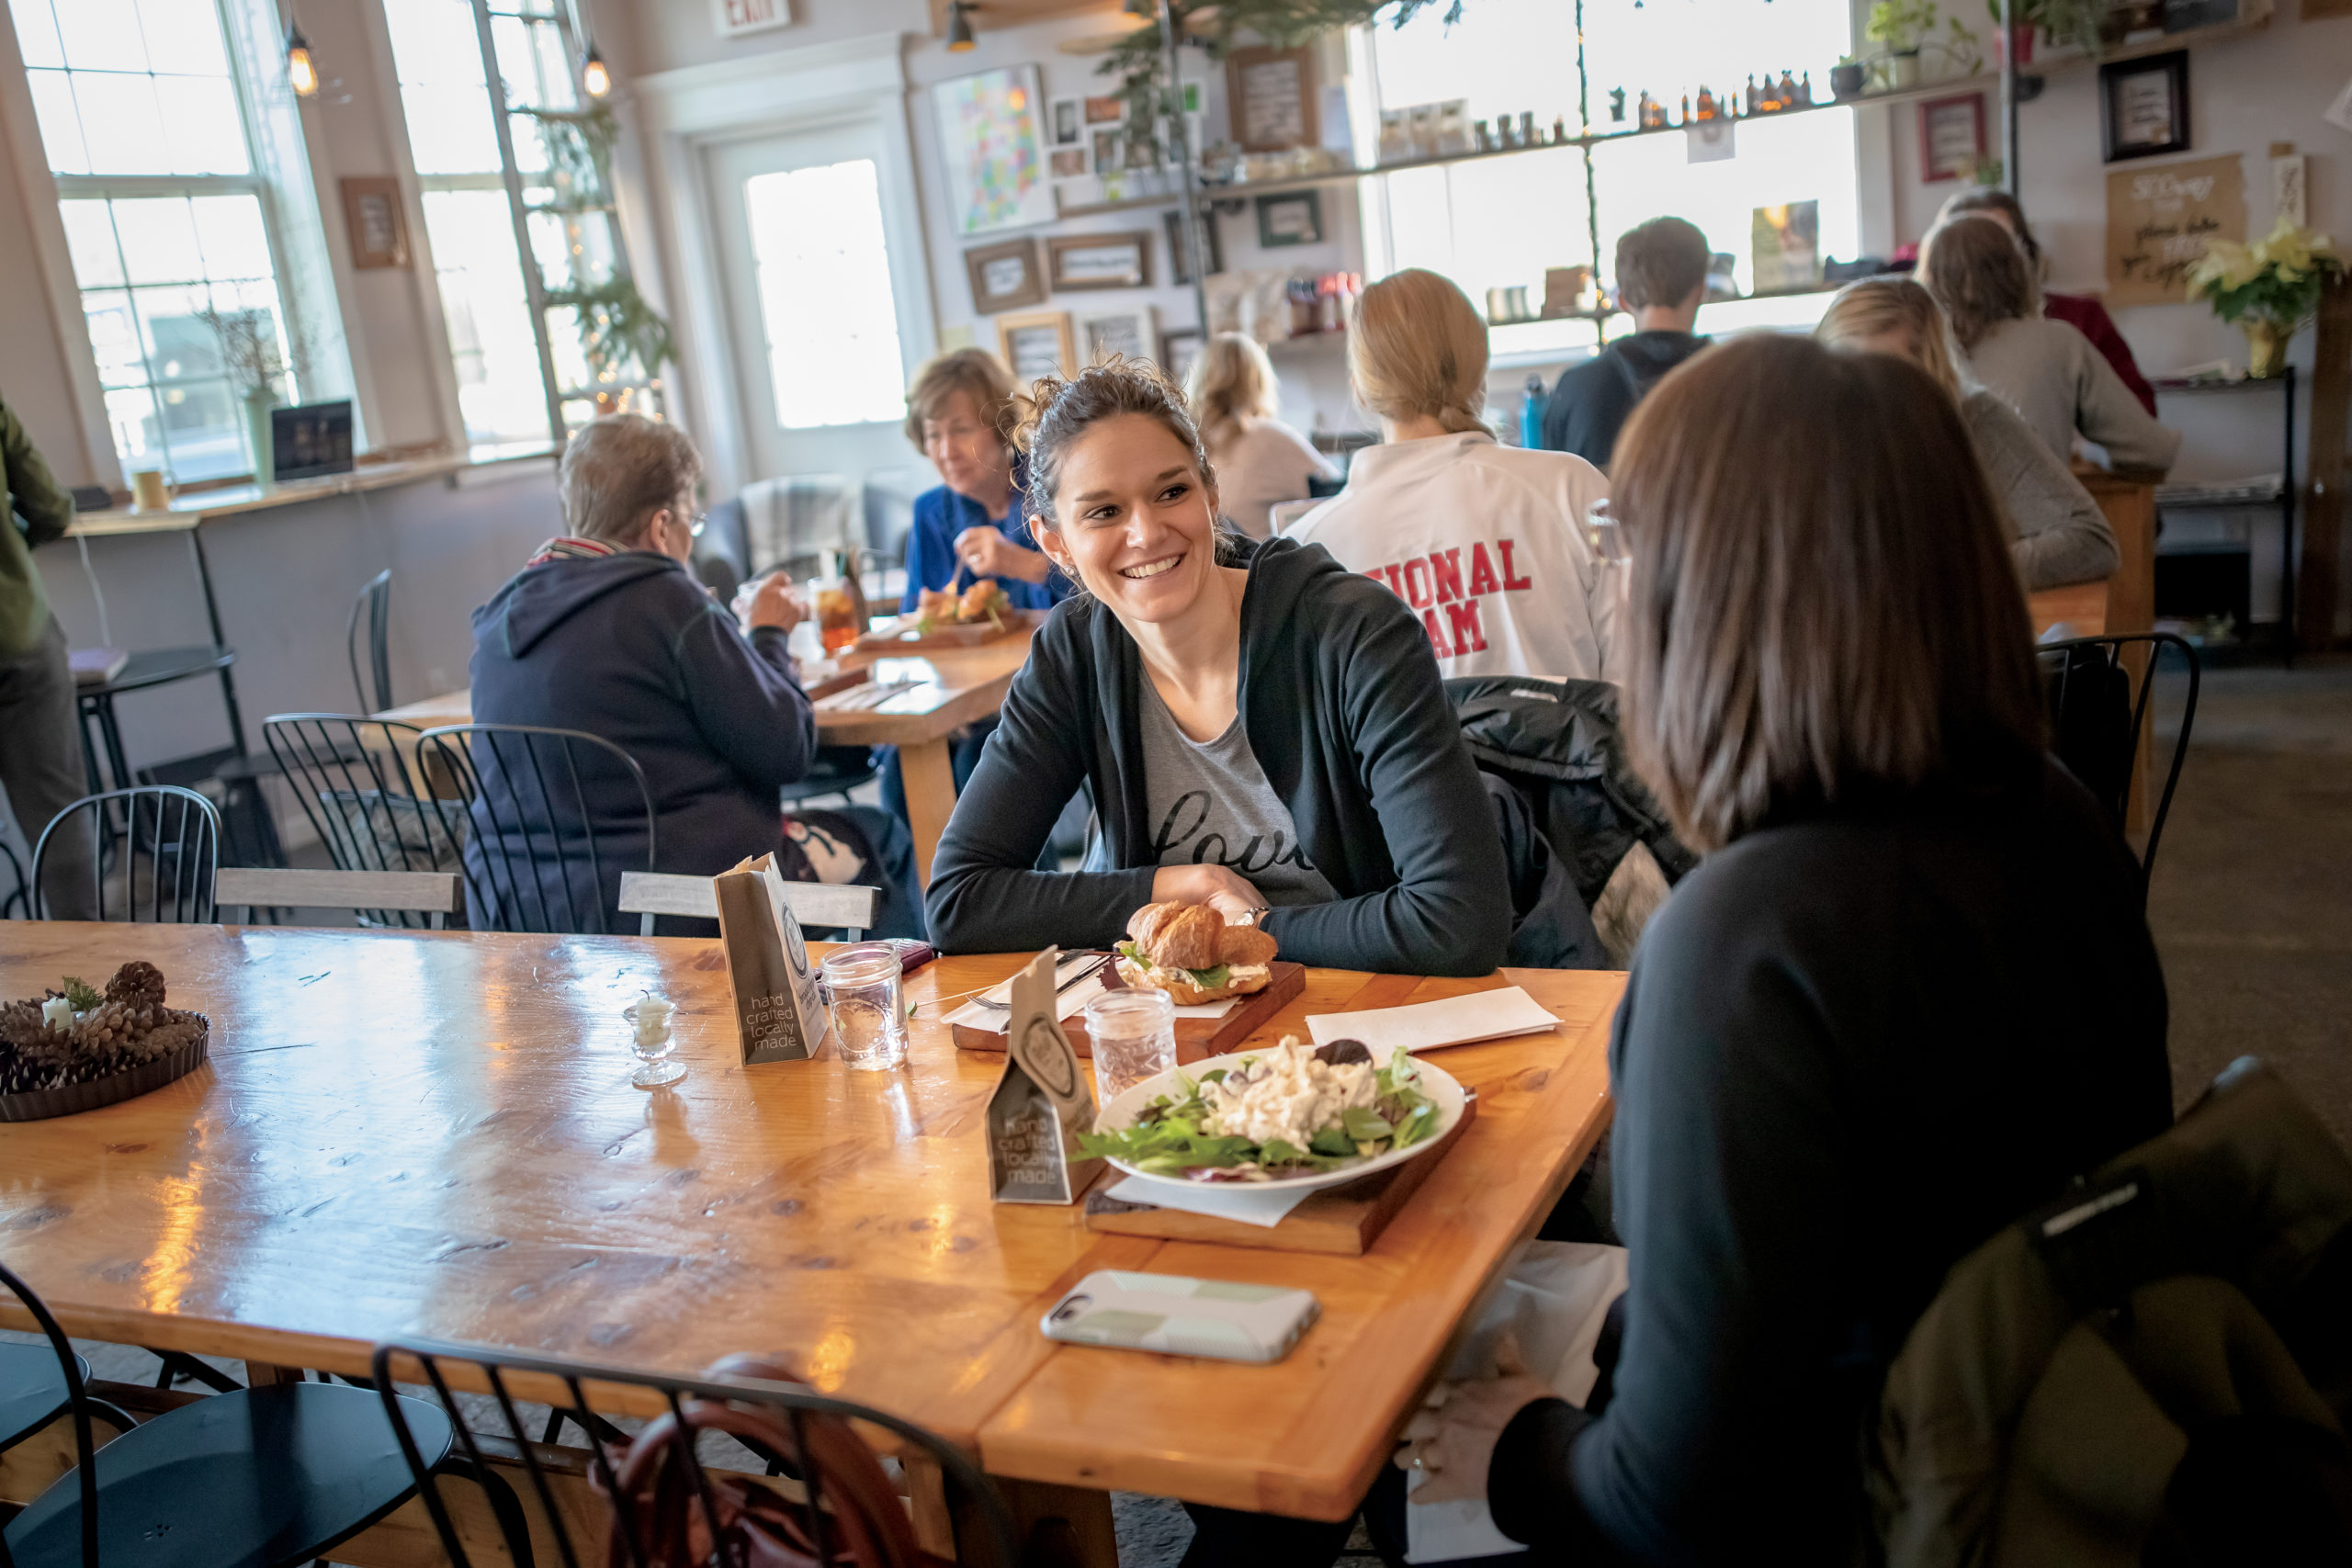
[0,961,210,1121]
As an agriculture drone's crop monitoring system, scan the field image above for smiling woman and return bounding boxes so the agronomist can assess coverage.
[922,360,1515,976]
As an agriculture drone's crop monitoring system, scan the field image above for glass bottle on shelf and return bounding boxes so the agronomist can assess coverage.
[1679,93,1690,126]
[1780,71,1800,107]
[1696,86,1717,120]
[1798,72,1815,106]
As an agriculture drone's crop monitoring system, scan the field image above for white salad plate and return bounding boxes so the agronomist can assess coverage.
[1091,1050,1468,1194]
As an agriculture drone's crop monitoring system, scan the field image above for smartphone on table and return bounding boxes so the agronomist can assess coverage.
[1040,1270,1318,1363]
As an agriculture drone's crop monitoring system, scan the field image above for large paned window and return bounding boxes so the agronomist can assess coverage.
[384,0,661,456]
[1365,0,1859,355]
[8,0,304,483]
[746,159,907,431]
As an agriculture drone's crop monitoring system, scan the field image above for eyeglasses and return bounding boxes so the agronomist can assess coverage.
[667,509,706,539]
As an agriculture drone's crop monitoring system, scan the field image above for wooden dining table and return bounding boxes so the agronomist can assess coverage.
[372,619,1035,887]
[0,922,1621,1562]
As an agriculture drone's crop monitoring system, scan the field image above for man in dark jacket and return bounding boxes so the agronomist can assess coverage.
[1,393,94,917]
[467,414,919,937]
[1540,217,1713,468]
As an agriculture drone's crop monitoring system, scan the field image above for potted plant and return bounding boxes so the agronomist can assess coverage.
[1829,55,1868,97]
[2185,220,2345,378]
[197,305,296,489]
[1987,0,2040,65]
[1868,0,1940,86]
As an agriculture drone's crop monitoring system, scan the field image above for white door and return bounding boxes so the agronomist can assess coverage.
[704,118,929,488]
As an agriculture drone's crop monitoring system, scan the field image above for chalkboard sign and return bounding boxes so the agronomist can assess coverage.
[987,948,1102,1205]
[715,853,828,1065]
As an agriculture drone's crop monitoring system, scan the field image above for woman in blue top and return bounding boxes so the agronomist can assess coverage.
[884,350,1073,823]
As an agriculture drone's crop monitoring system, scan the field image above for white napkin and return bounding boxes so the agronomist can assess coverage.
[1404,1241,1629,1562]
[1102,1174,1314,1228]
[1306,987,1558,1054]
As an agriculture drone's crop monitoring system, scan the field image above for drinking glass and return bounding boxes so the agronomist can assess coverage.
[1085,988,1177,1105]
[820,943,909,1071]
[622,991,684,1088]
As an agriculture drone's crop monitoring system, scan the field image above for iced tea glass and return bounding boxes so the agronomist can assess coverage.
[1084,988,1177,1106]
[819,943,909,1071]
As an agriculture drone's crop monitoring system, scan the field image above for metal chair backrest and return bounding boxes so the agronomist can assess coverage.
[216,868,464,928]
[418,723,655,935]
[617,870,876,939]
[0,1260,104,1568]
[1,837,27,920]
[2039,632,2199,881]
[32,785,219,923]
[349,569,394,714]
[266,715,470,928]
[371,1337,1017,1568]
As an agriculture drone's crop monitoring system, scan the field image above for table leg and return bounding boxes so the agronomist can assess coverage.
[899,737,957,889]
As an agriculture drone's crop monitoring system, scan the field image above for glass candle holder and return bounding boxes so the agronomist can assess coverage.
[819,943,909,1071]
[622,990,684,1088]
[1084,987,1177,1105]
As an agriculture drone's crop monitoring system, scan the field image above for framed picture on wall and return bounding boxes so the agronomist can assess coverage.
[339,176,410,269]
[2099,51,2189,163]
[1049,148,1089,179]
[1159,326,1204,383]
[1090,126,1123,175]
[1165,209,1223,284]
[1084,95,1125,125]
[999,310,1076,381]
[1917,94,1985,183]
[1255,190,1323,248]
[1047,231,1153,290]
[1225,44,1317,152]
[1051,96,1083,145]
[965,236,1046,313]
[933,63,1056,235]
[1081,306,1156,366]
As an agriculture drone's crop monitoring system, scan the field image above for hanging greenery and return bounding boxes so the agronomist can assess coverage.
[1101,1,1464,161]
[516,103,619,209]
[541,278,676,386]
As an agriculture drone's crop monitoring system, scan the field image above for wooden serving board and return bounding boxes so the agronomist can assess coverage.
[854,607,1038,651]
[1081,1092,1478,1256]
[950,960,1306,1063]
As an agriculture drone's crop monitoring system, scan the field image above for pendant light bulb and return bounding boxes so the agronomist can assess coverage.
[945,2,978,51]
[581,41,611,98]
[286,13,319,98]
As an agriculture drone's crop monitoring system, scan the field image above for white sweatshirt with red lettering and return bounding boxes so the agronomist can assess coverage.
[1283,430,1618,682]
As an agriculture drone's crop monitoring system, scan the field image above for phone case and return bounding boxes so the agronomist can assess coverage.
[1039,1270,1319,1362]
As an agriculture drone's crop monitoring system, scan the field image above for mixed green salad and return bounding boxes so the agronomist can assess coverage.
[1074,1037,1442,1181]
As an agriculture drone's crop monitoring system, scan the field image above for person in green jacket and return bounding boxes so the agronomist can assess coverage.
[1,394,96,919]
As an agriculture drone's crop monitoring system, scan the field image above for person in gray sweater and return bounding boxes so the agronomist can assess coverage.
[1921,215,2180,475]
[1819,276,2118,590]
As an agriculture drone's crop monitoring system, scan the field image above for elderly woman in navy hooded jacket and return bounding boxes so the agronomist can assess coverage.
[464,414,921,937]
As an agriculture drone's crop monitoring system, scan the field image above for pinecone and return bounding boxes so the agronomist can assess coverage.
[105,960,167,1012]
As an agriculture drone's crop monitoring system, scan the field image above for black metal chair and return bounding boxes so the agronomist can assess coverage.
[0,1260,458,1568]
[416,723,654,935]
[372,1337,1019,1568]
[1,837,27,920]
[2039,632,2200,881]
[265,715,469,927]
[31,784,220,923]
[348,569,394,715]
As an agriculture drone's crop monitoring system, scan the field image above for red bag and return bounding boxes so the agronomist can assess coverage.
[595,1357,948,1568]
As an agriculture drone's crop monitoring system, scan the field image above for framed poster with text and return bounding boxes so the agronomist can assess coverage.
[2105,153,2245,307]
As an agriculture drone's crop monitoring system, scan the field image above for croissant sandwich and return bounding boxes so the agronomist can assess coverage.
[1114,902,1279,1006]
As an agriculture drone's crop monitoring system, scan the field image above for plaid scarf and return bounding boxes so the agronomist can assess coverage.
[525,536,618,568]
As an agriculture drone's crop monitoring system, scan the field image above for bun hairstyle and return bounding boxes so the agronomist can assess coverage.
[1010,355,1218,527]
[1816,276,1965,402]
[1349,268,1491,435]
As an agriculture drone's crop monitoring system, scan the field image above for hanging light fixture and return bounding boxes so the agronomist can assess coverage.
[580,38,612,98]
[945,2,978,51]
[285,8,319,97]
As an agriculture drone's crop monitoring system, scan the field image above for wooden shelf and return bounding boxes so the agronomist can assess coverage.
[2024,3,2272,75]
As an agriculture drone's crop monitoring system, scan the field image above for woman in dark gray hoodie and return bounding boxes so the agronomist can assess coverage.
[466,414,919,936]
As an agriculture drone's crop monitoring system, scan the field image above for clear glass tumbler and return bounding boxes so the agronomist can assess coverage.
[1085,988,1177,1106]
[820,943,909,1071]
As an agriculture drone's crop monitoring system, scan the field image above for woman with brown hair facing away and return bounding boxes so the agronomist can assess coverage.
[1396,336,2169,1564]
[1920,214,2179,475]
[1937,185,2159,415]
[1182,332,1335,539]
[1818,275,2117,590]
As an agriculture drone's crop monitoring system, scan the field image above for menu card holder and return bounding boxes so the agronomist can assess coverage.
[714,853,829,1065]
[986,947,1103,1204]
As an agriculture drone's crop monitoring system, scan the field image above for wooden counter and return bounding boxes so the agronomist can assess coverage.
[64,450,558,537]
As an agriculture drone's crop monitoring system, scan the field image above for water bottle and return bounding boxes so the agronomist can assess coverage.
[1520,374,1547,449]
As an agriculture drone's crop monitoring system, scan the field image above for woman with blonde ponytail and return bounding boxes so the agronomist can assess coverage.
[1289,268,1619,682]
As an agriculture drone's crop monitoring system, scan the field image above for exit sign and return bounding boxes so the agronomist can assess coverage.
[712,0,791,38]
